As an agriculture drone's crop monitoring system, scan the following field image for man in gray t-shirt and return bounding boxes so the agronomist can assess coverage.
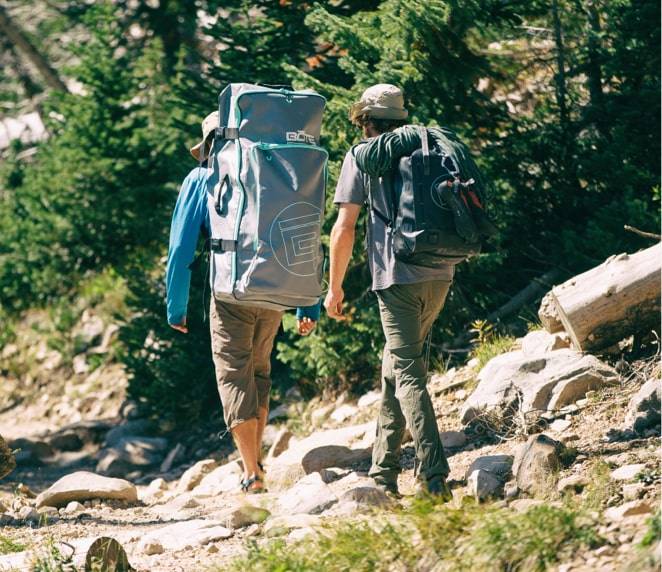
[325,84,453,499]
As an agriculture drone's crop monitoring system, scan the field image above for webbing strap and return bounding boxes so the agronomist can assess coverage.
[215,127,239,140]
[210,238,237,252]
[419,125,430,176]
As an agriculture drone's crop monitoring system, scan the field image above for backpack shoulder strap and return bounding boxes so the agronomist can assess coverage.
[419,126,430,175]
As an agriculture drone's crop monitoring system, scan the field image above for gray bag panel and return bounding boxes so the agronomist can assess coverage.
[209,83,327,310]
[234,143,326,303]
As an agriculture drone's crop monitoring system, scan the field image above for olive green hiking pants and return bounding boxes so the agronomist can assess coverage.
[369,280,452,486]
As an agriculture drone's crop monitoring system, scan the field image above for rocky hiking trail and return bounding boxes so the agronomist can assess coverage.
[0,249,661,571]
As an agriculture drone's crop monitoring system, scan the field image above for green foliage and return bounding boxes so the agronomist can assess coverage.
[469,319,515,370]
[0,3,182,312]
[640,510,661,548]
[225,499,601,572]
[0,0,659,423]
[0,534,25,555]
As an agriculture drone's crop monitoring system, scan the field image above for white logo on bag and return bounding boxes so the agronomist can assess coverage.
[270,203,321,277]
[286,130,316,145]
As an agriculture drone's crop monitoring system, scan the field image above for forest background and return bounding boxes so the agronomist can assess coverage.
[0,0,659,425]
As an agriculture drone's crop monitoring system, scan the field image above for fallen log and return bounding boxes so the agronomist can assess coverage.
[550,243,661,352]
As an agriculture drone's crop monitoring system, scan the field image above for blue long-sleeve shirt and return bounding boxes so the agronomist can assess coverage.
[166,167,321,325]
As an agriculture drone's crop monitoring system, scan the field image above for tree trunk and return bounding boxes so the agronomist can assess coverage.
[0,4,67,92]
[551,0,570,147]
[550,243,661,352]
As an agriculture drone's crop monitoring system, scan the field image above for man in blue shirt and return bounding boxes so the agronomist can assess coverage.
[166,112,319,493]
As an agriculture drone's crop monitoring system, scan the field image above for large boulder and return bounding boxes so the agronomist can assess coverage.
[96,437,168,477]
[622,380,661,434]
[461,349,618,426]
[267,422,375,489]
[513,434,564,494]
[36,471,137,508]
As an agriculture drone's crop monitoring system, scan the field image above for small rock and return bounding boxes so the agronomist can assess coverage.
[509,499,545,512]
[219,505,271,529]
[357,391,381,409]
[266,428,293,461]
[48,431,85,452]
[264,514,322,537]
[455,389,467,400]
[549,419,572,433]
[18,506,39,522]
[10,438,54,465]
[64,501,85,514]
[104,420,155,448]
[141,540,164,555]
[177,459,219,492]
[605,500,652,521]
[521,330,570,356]
[468,469,504,500]
[319,467,350,484]
[160,443,185,473]
[337,485,390,507]
[467,357,479,369]
[17,483,37,498]
[622,483,645,501]
[268,404,289,421]
[610,464,645,481]
[557,475,588,494]
[504,481,519,499]
[514,434,564,494]
[465,455,514,480]
[440,431,467,449]
[623,380,661,434]
[207,544,219,554]
[310,403,334,427]
[96,437,168,477]
[330,404,359,424]
[73,354,89,375]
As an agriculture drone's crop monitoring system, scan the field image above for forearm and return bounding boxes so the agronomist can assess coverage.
[329,222,356,292]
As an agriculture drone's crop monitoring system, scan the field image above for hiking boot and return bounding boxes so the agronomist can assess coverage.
[417,475,452,502]
[373,479,402,500]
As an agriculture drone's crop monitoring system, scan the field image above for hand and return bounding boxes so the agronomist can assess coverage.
[169,318,188,334]
[324,287,346,321]
[297,317,316,336]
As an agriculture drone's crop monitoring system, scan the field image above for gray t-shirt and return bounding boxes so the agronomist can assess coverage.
[334,146,454,291]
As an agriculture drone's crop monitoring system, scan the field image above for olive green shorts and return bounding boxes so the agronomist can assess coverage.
[209,298,283,429]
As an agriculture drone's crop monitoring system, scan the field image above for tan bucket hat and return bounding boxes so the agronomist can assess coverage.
[190,111,219,161]
[349,84,408,124]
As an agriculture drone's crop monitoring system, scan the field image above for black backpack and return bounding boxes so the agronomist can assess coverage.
[363,126,496,267]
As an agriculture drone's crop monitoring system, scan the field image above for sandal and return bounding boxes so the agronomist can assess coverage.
[240,475,266,494]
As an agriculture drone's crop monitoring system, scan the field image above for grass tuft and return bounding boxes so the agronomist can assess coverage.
[0,534,26,555]
[223,498,601,572]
